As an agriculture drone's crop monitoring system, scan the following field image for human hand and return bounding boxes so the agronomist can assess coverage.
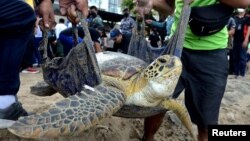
[135,0,153,19]
[59,0,89,24]
[243,40,249,48]
[37,0,55,28]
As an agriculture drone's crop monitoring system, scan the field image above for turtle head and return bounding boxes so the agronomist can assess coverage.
[142,55,182,96]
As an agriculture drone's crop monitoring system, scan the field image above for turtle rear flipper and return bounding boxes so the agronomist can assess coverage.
[8,85,125,138]
[161,99,196,140]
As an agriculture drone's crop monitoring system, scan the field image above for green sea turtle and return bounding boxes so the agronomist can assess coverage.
[7,49,195,139]
[6,5,195,140]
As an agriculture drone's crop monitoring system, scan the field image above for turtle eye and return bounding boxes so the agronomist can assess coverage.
[158,58,167,63]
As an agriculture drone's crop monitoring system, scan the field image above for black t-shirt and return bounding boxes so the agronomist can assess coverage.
[149,33,160,47]
[106,33,132,54]
[234,16,250,43]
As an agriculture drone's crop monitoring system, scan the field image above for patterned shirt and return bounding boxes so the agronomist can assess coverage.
[120,17,135,34]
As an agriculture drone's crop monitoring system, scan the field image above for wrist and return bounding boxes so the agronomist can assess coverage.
[35,0,54,6]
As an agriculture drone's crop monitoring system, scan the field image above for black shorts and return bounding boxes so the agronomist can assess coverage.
[172,48,228,128]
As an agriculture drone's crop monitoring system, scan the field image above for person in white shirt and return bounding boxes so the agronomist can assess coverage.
[55,18,67,39]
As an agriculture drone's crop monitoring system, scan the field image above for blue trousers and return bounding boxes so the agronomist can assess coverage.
[0,0,36,95]
[233,42,248,76]
[33,37,43,65]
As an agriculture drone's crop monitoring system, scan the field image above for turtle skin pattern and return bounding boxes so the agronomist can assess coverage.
[8,85,125,138]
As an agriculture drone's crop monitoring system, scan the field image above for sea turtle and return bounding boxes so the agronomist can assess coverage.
[7,49,195,139]
[6,6,195,140]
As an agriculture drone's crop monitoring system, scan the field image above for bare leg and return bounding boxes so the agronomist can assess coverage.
[197,126,208,141]
[142,112,165,141]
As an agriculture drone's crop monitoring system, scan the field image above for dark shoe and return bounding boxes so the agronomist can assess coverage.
[0,102,28,120]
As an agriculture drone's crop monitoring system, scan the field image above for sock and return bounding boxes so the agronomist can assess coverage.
[0,95,16,109]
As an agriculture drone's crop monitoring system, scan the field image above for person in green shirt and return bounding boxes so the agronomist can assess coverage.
[135,0,250,141]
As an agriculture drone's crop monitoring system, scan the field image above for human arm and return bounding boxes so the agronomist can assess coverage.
[228,27,235,37]
[135,0,175,17]
[130,17,136,29]
[146,19,165,29]
[219,0,250,8]
[89,28,103,52]
[135,0,194,17]
[228,18,236,37]
[94,42,103,53]
[242,18,250,48]
[243,26,250,48]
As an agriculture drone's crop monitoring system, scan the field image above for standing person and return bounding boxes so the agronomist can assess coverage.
[233,8,250,79]
[146,14,174,38]
[55,18,67,39]
[148,28,161,47]
[0,0,89,121]
[107,28,132,54]
[88,6,104,28]
[20,35,40,74]
[33,16,43,67]
[135,0,250,141]
[120,8,136,35]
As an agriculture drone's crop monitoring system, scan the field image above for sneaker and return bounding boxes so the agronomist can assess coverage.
[0,102,28,120]
[21,67,39,74]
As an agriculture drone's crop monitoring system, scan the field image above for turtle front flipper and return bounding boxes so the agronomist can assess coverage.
[8,85,126,138]
[30,81,57,96]
[161,99,196,140]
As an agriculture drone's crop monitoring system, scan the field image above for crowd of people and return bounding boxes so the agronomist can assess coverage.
[227,8,250,79]
[20,5,137,71]
[1,0,250,141]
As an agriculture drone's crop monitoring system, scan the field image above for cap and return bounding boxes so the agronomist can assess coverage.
[109,28,121,40]
[237,8,246,13]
